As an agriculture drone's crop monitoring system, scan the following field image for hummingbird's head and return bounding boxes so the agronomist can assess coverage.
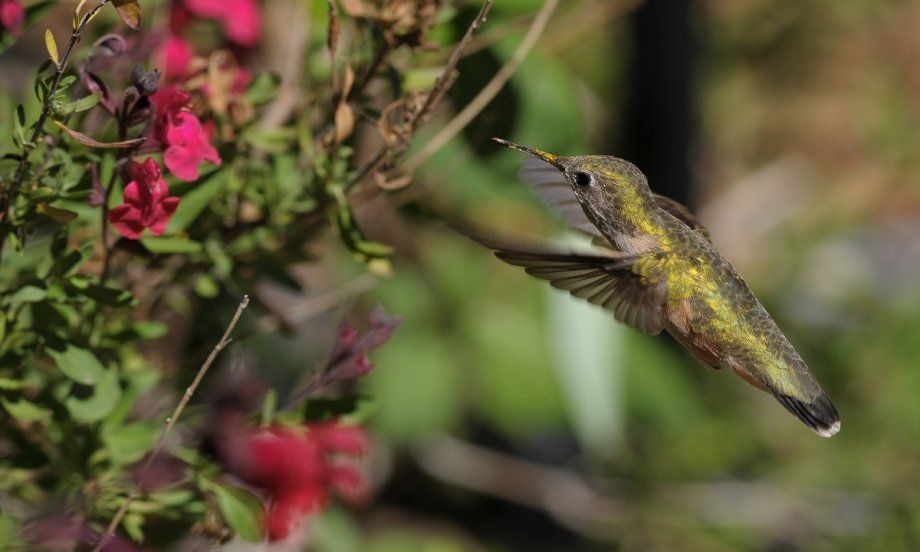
[491,138,654,224]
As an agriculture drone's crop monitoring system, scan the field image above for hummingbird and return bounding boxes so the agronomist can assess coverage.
[456,138,840,437]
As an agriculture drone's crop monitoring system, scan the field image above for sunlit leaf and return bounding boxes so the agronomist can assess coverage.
[111,0,142,30]
[44,29,59,67]
[48,344,105,385]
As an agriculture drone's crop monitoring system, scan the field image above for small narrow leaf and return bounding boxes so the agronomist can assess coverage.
[112,0,142,30]
[37,203,78,223]
[2,398,52,424]
[53,120,145,149]
[45,29,59,67]
[74,0,90,28]
[67,92,102,113]
[140,236,203,254]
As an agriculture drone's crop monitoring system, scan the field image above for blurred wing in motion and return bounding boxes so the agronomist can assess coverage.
[453,225,668,335]
[518,157,605,241]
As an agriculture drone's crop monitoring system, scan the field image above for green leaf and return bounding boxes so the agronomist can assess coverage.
[206,482,264,542]
[65,368,121,423]
[67,91,102,113]
[112,0,142,29]
[0,378,26,390]
[0,514,21,546]
[48,344,105,385]
[133,321,168,340]
[245,72,281,105]
[140,236,203,254]
[36,203,78,223]
[242,127,296,154]
[2,398,52,424]
[8,285,46,304]
[80,283,134,306]
[103,422,158,465]
[167,170,225,232]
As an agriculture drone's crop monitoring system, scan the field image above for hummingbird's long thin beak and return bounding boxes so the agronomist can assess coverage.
[491,137,560,168]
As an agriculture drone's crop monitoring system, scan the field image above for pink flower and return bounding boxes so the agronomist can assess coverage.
[159,34,193,80]
[217,420,370,541]
[183,0,261,47]
[108,158,180,240]
[0,0,25,36]
[151,86,221,181]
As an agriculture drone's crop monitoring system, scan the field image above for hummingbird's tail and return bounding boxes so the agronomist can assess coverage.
[774,392,841,438]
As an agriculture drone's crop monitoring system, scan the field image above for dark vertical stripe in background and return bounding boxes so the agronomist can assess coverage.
[618,0,700,206]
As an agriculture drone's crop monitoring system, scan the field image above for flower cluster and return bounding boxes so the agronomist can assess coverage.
[219,420,370,541]
[151,86,221,181]
[108,158,180,239]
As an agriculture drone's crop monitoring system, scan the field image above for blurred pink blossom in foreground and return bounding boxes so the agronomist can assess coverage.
[219,420,370,541]
[0,0,24,36]
[183,0,262,47]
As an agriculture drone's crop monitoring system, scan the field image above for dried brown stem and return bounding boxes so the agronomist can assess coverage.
[93,296,250,552]
[344,0,496,190]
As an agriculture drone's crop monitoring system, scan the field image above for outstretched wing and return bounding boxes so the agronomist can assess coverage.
[454,225,668,335]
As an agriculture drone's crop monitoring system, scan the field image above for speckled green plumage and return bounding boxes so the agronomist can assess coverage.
[462,139,840,437]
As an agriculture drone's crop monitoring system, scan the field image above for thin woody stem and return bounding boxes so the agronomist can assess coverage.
[0,0,111,259]
[92,296,250,552]
[344,0,495,190]
[402,0,560,174]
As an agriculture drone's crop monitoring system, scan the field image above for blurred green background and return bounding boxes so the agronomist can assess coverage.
[294,0,920,550]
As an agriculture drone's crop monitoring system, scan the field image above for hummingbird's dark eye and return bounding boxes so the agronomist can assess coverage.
[573,171,593,188]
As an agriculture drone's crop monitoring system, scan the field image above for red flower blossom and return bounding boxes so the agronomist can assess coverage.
[0,0,24,36]
[151,86,221,181]
[218,420,370,541]
[158,34,193,80]
[108,158,180,240]
[183,0,262,47]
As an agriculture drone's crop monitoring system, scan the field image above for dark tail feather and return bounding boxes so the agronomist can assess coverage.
[775,392,841,437]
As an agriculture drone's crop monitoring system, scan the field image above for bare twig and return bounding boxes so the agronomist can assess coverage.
[0,0,112,257]
[93,296,250,552]
[344,0,496,190]
[402,0,559,173]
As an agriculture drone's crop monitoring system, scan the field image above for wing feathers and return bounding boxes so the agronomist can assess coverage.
[453,224,667,334]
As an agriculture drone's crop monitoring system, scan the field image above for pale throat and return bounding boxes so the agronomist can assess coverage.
[582,188,666,253]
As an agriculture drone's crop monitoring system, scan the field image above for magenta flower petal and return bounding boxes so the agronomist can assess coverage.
[0,0,25,36]
[108,158,181,240]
